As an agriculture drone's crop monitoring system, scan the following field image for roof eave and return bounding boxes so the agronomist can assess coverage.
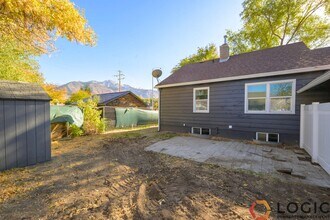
[297,70,330,93]
[156,65,330,88]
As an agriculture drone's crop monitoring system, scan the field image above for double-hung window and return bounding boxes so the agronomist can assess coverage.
[193,87,209,113]
[246,84,267,111]
[245,79,295,114]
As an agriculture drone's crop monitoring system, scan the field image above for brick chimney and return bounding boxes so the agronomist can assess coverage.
[219,35,229,62]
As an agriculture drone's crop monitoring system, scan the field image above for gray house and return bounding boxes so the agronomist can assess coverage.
[156,42,330,144]
[0,81,51,171]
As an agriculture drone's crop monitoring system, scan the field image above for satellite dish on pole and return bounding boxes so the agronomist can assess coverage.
[152,69,162,82]
[151,68,162,110]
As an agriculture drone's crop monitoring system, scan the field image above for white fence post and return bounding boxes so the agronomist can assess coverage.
[300,104,305,148]
[311,102,319,163]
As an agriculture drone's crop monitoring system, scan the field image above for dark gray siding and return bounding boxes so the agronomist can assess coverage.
[16,101,27,167]
[36,102,46,163]
[45,103,51,161]
[0,100,5,170]
[26,101,37,165]
[160,71,330,144]
[0,100,51,171]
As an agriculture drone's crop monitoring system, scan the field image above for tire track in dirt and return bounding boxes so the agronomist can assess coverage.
[137,183,148,218]
[101,165,141,219]
[101,137,246,219]
[187,193,243,220]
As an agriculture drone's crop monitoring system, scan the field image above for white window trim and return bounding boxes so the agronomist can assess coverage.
[193,87,210,113]
[256,132,268,141]
[244,79,296,114]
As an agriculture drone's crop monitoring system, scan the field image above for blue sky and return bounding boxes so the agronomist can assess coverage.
[39,0,243,89]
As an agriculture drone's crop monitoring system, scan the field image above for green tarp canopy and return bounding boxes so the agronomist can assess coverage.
[50,105,84,127]
[115,108,158,128]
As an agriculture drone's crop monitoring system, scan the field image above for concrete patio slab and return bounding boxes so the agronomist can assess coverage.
[146,136,330,188]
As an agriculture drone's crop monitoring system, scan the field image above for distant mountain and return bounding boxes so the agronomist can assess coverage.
[59,80,158,99]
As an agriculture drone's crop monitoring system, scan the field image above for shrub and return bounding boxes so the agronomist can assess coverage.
[77,96,106,135]
[70,124,83,137]
[66,89,91,104]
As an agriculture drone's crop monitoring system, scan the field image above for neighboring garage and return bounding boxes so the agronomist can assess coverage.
[94,91,151,128]
[0,80,51,171]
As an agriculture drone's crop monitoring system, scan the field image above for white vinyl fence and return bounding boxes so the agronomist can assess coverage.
[300,102,330,174]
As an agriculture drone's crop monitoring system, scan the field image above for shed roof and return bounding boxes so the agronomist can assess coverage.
[95,91,146,106]
[0,80,50,101]
[157,42,330,88]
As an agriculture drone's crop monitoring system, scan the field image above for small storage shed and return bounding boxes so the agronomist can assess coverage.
[0,80,51,171]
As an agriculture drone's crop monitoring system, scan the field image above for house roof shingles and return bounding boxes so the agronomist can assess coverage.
[158,42,330,87]
[0,80,50,100]
[96,91,131,104]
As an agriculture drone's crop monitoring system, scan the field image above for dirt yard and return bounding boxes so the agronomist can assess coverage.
[0,127,329,219]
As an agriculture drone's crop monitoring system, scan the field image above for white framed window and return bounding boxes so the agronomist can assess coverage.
[245,79,296,114]
[191,127,211,135]
[193,87,209,113]
[256,132,279,143]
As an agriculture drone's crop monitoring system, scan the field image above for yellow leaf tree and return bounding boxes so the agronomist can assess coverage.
[42,84,67,105]
[67,89,92,104]
[0,0,96,54]
[0,0,96,95]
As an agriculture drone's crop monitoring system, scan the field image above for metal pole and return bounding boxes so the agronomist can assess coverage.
[151,75,154,110]
[118,70,121,92]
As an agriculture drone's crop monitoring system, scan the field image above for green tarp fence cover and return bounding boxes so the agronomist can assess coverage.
[50,105,84,127]
[115,108,158,128]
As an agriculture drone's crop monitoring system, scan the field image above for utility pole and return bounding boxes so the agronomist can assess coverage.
[114,70,125,92]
